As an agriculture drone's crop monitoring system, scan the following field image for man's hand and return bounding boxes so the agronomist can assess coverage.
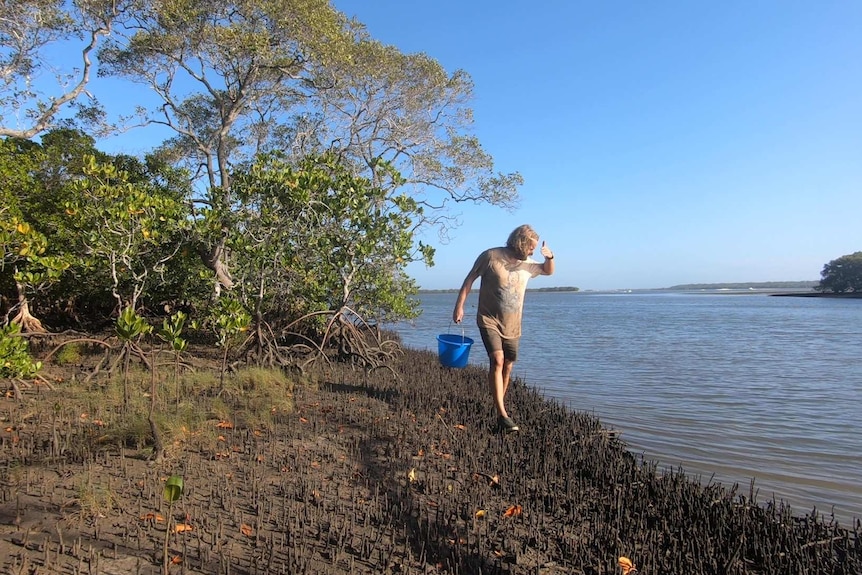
[540,241,554,260]
[453,307,463,324]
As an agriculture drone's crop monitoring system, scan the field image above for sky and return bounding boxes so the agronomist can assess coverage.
[30,1,861,291]
[330,0,862,290]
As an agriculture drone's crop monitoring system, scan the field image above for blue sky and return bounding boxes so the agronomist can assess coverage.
[56,1,862,290]
[332,0,862,290]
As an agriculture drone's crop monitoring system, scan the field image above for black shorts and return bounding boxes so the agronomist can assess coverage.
[478,327,519,361]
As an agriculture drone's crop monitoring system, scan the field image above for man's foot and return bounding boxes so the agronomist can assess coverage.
[498,415,519,433]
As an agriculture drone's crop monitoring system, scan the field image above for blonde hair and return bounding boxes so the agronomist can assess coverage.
[506,225,538,257]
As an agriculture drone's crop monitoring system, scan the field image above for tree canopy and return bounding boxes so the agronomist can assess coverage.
[0,1,523,370]
[817,252,862,294]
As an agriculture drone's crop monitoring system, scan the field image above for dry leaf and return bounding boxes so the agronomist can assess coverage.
[473,472,500,488]
[408,468,417,483]
[240,524,254,537]
[453,424,467,430]
[171,556,182,565]
[503,504,522,517]
[618,557,636,574]
[216,420,233,429]
[475,509,486,518]
[299,417,309,423]
[174,523,193,533]
[218,435,226,442]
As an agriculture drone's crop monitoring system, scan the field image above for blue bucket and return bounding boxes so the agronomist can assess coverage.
[437,333,474,368]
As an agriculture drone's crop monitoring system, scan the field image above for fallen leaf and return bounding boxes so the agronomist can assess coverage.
[618,557,636,575]
[408,468,417,483]
[171,556,182,565]
[453,424,467,430]
[503,504,522,518]
[240,524,254,537]
[216,420,233,429]
[174,523,193,533]
[475,509,486,518]
[300,417,308,423]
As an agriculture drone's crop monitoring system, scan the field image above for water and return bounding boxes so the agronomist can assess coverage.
[394,290,862,525]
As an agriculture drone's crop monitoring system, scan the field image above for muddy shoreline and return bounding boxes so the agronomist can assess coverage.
[1,347,860,574]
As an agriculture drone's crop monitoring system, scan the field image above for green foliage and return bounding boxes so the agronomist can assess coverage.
[0,324,42,378]
[65,155,191,309]
[817,252,862,293]
[163,475,184,502]
[116,306,152,342]
[230,152,423,332]
[158,311,188,353]
[208,298,251,348]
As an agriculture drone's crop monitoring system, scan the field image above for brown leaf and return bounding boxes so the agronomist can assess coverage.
[171,555,182,565]
[453,424,467,430]
[240,524,254,537]
[618,557,636,574]
[174,523,193,533]
[216,420,233,429]
[503,504,522,518]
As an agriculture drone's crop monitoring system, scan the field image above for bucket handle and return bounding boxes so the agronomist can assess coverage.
[448,322,467,343]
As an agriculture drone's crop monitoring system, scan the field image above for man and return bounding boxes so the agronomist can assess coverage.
[452,224,555,432]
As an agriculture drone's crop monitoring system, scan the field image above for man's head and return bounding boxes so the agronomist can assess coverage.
[506,225,539,260]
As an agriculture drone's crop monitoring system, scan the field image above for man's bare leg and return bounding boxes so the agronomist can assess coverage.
[488,350,508,418]
[502,359,515,399]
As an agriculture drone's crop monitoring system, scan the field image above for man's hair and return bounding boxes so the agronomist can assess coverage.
[506,224,538,256]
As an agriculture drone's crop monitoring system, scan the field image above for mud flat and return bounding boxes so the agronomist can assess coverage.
[1,347,860,574]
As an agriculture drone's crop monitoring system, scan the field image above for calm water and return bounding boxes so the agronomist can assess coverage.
[394,291,862,525]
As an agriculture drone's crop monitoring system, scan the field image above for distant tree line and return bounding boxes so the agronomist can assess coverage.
[664,281,818,290]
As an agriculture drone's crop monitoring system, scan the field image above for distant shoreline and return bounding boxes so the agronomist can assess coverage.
[419,281,821,294]
[769,291,862,298]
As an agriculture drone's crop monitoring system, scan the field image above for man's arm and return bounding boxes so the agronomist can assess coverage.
[453,272,478,324]
[540,241,555,275]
